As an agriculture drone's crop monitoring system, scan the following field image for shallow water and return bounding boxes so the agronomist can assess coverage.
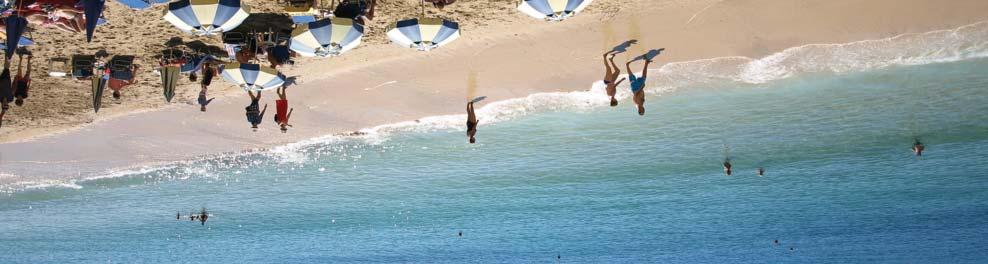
[1,56,988,262]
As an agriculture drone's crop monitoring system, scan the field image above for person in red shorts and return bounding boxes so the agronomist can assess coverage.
[274,85,293,133]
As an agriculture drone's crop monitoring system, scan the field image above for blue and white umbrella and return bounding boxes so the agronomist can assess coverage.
[386,18,460,51]
[290,18,364,57]
[163,0,250,36]
[518,0,593,21]
[220,63,285,91]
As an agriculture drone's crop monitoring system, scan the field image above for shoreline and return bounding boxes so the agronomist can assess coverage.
[2,0,987,187]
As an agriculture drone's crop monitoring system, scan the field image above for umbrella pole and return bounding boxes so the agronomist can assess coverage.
[420,0,425,17]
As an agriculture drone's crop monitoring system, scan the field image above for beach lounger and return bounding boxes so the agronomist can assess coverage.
[48,57,69,77]
[223,32,246,44]
[115,0,170,10]
[285,0,319,24]
[109,55,136,80]
[72,55,97,79]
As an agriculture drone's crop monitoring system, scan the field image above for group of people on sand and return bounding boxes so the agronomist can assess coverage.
[2,0,90,34]
[601,49,652,116]
[0,48,33,128]
[244,84,294,133]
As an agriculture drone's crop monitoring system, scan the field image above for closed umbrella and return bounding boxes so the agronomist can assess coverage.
[4,15,27,60]
[83,0,105,42]
[161,66,179,102]
[163,0,251,36]
[92,73,107,113]
[289,18,364,57]
[220,63,285,91]
[386,17,460,51]
[518,0,593,21]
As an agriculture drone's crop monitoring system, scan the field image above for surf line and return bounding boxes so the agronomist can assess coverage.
[365,81,398,91]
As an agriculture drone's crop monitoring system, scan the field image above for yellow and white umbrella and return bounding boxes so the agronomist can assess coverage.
[220,63,286,91]
[289,18,364,57]
[518,0,593,21]
[163,0,251,36]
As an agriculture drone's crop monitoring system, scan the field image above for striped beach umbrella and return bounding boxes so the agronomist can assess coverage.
[517,0,593,21]
[220,63,285,91]
[161,66,179,102]
[163,0,251,36]
[386,18,460,51]
[289,18,364,57]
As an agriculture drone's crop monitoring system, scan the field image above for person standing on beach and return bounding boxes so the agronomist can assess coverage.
[626,58,652,115]
[198,62,217,112]
[274,86,293,133]
[602,51,625,106]
[912,139,925,156]
[245,91,267,131]
[13,52,32,107]
[467,100,479,144]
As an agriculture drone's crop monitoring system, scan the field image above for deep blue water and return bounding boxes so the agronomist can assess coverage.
[1,58,987,263]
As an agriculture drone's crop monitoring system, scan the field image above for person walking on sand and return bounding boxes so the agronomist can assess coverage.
[723,158,733,176]
[602,51,626,107]
[1,57,13,128]
[466,98,482,144]
[912,139,925,156]
[13,52,32,107]
[626,57,652,115]
[245,91,267,131]
[198,63,217,112]
[274,86,293,133]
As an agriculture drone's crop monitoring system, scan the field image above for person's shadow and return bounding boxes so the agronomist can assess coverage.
[610,40,638,54]
[632,48,665,62]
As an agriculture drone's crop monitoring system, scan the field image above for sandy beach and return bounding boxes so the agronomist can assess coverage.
[1,0,987,186]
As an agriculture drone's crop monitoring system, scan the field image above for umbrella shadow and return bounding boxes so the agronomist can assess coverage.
[162,37,228,58]
[632,48,664,62]
[229,13,294,37]
[610,39,638,54]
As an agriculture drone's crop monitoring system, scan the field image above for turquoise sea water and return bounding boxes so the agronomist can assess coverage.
[1,57,987,262]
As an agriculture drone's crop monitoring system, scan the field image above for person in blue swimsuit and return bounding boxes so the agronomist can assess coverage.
[625,58,652,115]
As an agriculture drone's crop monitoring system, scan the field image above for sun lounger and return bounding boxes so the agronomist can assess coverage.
[72,55,96,79]
[109,55,136,80]
[48,57,69,77]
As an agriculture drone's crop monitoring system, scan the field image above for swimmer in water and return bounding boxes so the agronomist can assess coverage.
[757,167,764,176]
[466,101,479,144]
[723,159,732,176]
[912,139,925,156]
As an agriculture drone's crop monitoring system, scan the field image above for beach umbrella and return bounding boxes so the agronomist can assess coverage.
[386,17,460,51]
[517,0,593,21]
[4,15,27,60]
[161,66,179,102]
[163,0,251,36]
[84,0,105,42]
[92,73,107,113]
[220,63,285,91]
[289,18,363,57]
